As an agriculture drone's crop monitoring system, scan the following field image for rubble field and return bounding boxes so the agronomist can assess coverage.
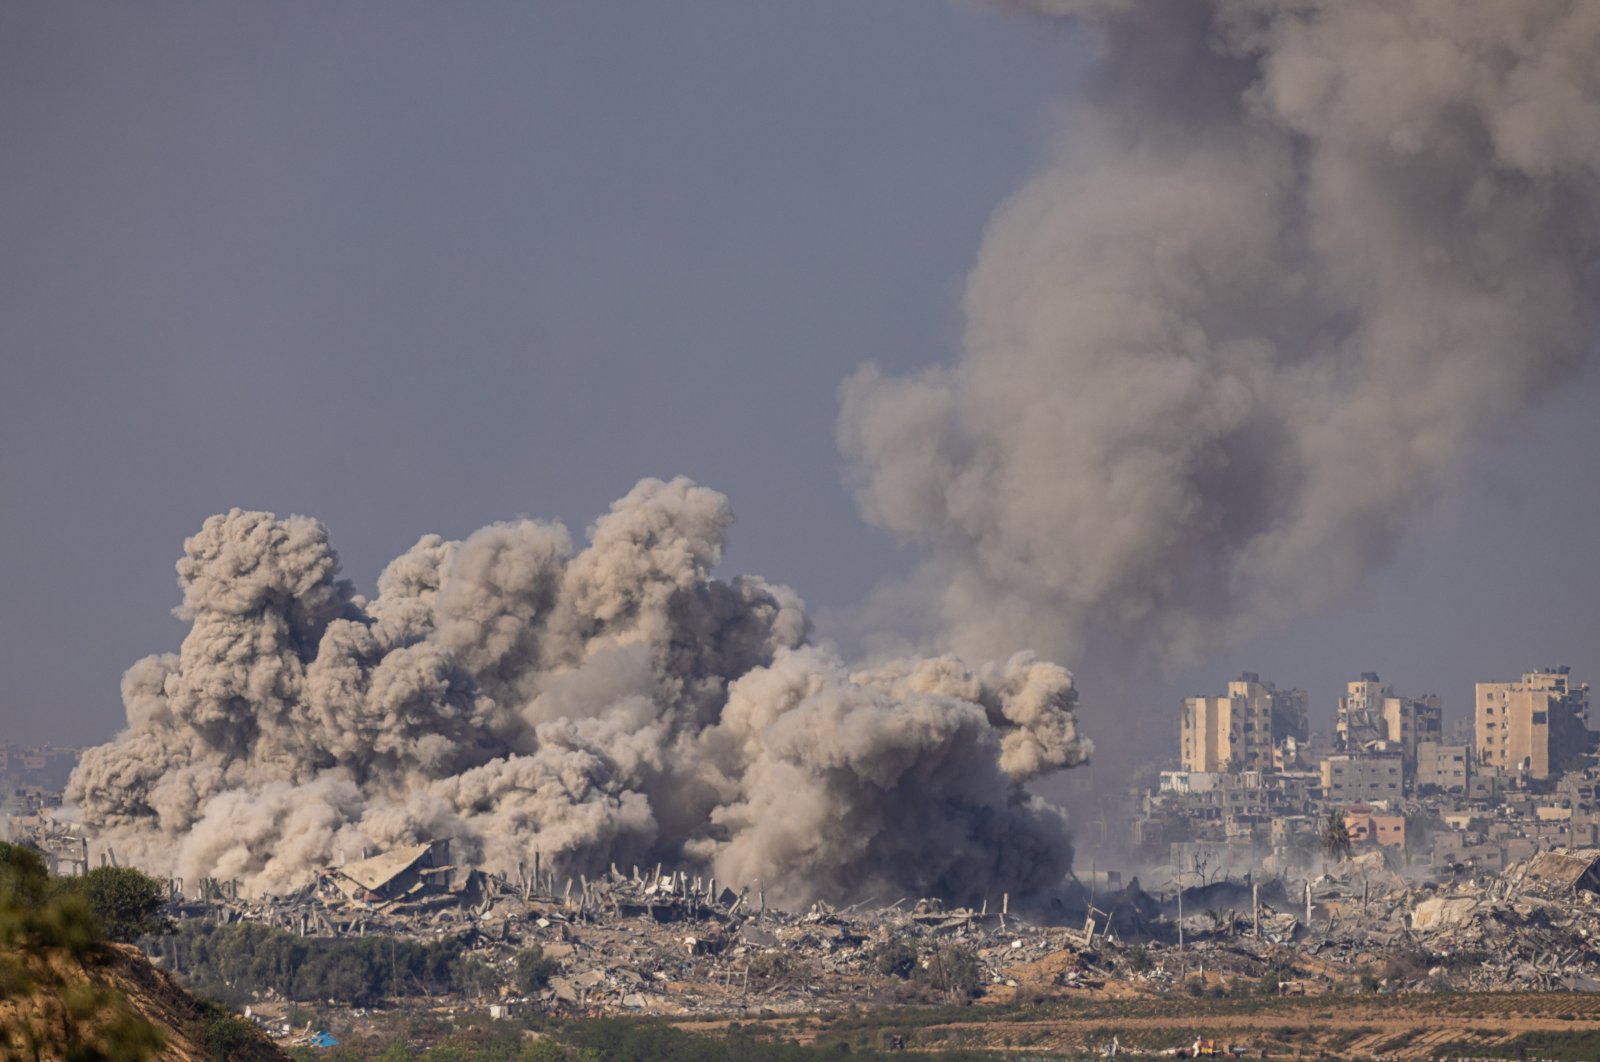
[56,833,1600,1057]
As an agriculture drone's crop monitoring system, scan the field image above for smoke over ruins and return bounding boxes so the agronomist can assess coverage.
[63,1,1600,907]
[70,479,1089,902]
[840,0,1600,666]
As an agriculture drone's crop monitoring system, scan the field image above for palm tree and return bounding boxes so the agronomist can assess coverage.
[1320,807,1352,863]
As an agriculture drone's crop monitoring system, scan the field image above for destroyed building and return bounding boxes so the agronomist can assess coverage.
[1335,673,1442,765]
[320,839,463,906]
[1180,673,1309,774]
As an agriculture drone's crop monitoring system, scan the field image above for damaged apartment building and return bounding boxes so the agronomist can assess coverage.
[1138,667,1600,881]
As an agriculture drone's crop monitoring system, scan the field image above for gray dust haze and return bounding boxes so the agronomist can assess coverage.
[70,479,1090,902]
[840,0,1600,666]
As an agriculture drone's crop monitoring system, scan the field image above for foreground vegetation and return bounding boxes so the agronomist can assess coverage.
[0,840,280,1060]
[167,918,557,1006]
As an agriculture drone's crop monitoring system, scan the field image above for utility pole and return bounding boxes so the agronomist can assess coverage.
[1177,873,1185,951]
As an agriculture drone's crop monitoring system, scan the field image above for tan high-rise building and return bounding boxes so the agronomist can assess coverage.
[1382,693,1442,761]
[1335,672,1442,767]
[1181,672,1309,773]
[1336,673,1391,750]
[1476,667,1592,779]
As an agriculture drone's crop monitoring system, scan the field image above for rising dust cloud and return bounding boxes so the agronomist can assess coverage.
[73,1,1600,903]
[71,479,1090,903]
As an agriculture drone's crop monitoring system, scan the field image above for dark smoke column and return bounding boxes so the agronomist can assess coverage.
[840,0,1600,667]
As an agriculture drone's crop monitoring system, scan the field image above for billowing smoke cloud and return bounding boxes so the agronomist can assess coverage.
[840,0,1600,664]
[69,479,1089,904]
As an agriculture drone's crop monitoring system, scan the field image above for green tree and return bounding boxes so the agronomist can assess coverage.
[70,865,173,943]
[0,842,50,905]
[1320,807,1352,863]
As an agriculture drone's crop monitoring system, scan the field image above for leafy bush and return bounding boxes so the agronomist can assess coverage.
[68,865,173,943]
[515,944,559,994]
[1258,962,1297,996]
[873,936,917,979]
[0,842,50,906]
[920,946,981,1001]
[190,995,267,1060]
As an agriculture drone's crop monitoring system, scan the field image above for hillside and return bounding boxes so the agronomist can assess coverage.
[0,841,285,1061]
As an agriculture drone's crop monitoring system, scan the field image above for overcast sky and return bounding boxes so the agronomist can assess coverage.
[2,3,1595,766]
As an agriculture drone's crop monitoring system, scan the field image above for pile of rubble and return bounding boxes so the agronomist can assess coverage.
[40,820,1600,1013]
[439,864,1131,1014]
[1108,847,1600,996]
[144,838,1146,1015]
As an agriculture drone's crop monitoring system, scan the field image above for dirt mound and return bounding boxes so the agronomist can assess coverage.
[0,940,286,1061]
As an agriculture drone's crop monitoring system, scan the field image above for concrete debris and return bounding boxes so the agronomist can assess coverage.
[38,826,1600,1014]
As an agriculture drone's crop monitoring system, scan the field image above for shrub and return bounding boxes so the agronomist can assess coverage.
[921,945,981,1001]
[0,842,50,907]
[515,945,559,995]
[0,843,167,1060]
[453,953,504,999]
[190,996,265,1060]
[873,937,918,979]
[65,866,173,943]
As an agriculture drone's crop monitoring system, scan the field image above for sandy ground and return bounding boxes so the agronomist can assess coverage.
[676,991,1600,1058]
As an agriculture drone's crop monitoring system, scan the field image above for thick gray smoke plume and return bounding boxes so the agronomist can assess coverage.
[840,0,1600,664]
[70,479,1089,902]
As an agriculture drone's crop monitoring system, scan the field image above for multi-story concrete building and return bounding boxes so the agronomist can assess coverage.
[1344,805,1406,849]
[1383,695,1443,762]
[1321,751,1404,804]
[1334,673,1442,763]
[1335,673,1391,750]
[1415,741,1471,793]
[1476,667,1593,779]
[1180,672,1309,773]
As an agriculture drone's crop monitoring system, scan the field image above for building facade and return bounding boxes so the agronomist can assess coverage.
[1334,673,1441,764]
[1321,751,1404,804]
[1476,667,1593,779]
[1415,741,1471,793]
[1181,672,1309,773]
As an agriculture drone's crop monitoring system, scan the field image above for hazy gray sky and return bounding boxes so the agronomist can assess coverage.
[2,2,1595,763]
